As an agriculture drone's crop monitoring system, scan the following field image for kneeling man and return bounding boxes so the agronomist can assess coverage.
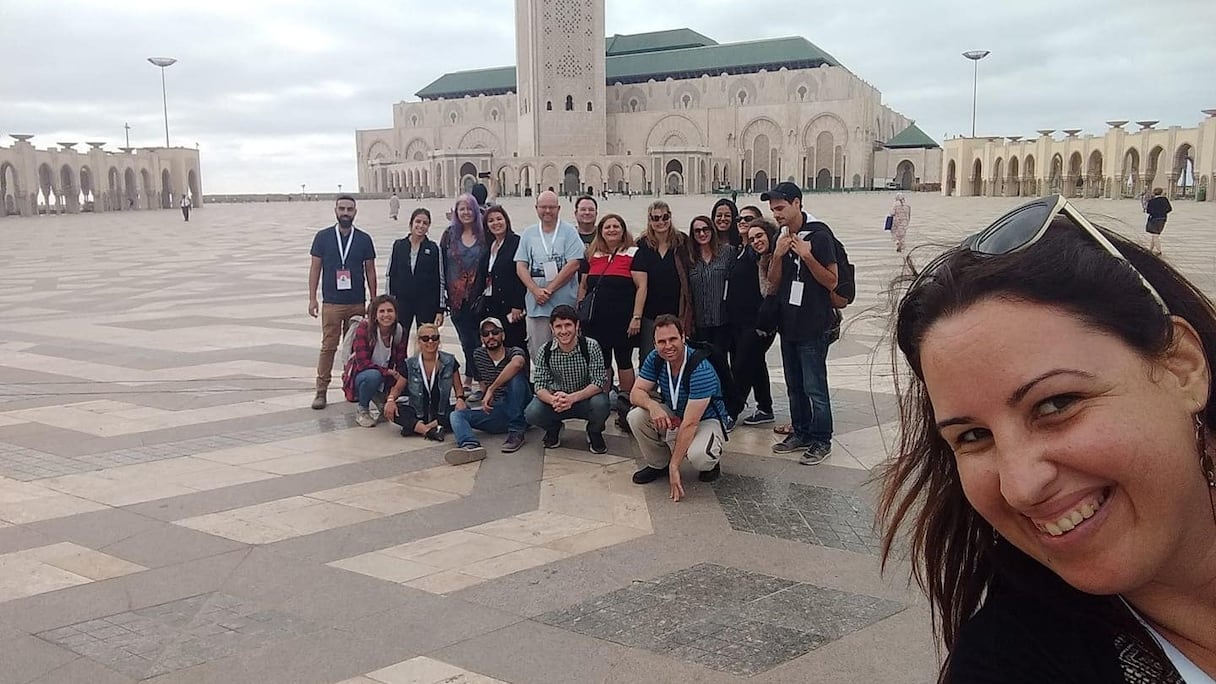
[524,305,611,453]
[445,317,531,464]
[628,314,727,501]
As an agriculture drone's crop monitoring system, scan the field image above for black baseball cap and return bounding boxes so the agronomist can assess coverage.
[760,182,802,203]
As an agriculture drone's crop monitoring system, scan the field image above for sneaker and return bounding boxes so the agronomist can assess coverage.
[311,390,327,410]
[425,425,446,442]
[631,466,668,485]
[466,389,485,403]
[698,463,721,482]
[724,416,736,434]
[742,410,775,426]
[501,432,525,453]
[772,434,813,454]
[369,395,385,420]
[799,441,832,466]
[355,408,376,428]
[445,444,486,465]
[542,427,562,449]
[587,432,607,454]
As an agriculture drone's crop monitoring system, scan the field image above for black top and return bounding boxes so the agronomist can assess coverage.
[724,246,762,327]
[479,233,526,315]
[310,226,376,305]
[387,237,443,315]
[633,237,684,320]
[777,214,836,342]
[1146,196,1173,220]
[946,544,1182,683]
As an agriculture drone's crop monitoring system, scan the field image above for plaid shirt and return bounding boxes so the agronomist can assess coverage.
[342,320,409,400]
[531,336,608,395]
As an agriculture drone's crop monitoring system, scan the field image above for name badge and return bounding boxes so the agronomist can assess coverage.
[664,416,682,444]
[336,269,353,291]
[542,261,559,281]
[722,281,729,302]
[788,280,804,306]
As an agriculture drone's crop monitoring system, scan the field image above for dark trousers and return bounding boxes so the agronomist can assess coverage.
[181,206,190,221]
[733,326,775,414]
[524,393,610,436]
[449,307,481,381]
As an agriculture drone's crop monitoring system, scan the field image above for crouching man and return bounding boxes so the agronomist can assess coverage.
[627,314,727,501]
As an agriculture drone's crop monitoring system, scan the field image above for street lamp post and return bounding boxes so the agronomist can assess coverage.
[301,183,306,199]
[147,57,177,147]
[962,50,990,138]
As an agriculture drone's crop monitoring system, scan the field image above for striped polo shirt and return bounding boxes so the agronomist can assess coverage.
[638,347,726,421]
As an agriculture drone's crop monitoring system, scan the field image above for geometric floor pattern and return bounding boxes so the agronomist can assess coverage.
[1,194,1210,682]
[538,563,905,676]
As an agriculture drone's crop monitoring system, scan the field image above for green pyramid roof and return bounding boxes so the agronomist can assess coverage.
[606,29,717,56]
[885,123,939,149]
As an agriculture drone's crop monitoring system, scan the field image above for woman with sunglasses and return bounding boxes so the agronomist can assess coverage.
[632,200,692,361]
[478,206,527,351]
[879,195,1216,682]
[386,323,466,442]
[687,215,735,350]
[440,194,487,402]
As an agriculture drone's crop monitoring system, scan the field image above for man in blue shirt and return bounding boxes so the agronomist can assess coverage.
[514,190,585,359]
[627,314,726,502]
[308,195,377,409]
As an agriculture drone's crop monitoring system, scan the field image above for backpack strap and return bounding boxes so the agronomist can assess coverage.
[543,336,590,368]
[680,347,730,439]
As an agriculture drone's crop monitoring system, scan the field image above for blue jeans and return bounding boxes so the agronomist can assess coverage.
[450,374,532,447]
[524,392,610,436]
[355,368,387,409]
[780,334,833,443]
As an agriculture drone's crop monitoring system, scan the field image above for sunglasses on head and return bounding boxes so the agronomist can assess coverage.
[480,328,503,337]
[418,334,440,343]
[649,213,671,222]
[910,195,1169,314]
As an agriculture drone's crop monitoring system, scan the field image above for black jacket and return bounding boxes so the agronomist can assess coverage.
[1146,196,1173,220]
[387,237,444,315]
[479,233,526,314]
[724,246,762,326]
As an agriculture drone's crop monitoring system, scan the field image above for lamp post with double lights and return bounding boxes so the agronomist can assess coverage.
[962,50,990,138]
[147,57,177,147]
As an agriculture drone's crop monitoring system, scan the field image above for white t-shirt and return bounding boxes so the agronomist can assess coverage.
[371,333,392,368]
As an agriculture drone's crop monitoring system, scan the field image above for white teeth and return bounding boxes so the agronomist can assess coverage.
[1038,493,1107,537]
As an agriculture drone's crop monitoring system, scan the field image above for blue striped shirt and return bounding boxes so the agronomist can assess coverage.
[639,348,726,421]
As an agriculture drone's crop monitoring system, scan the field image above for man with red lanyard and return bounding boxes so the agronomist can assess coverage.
[308,195,377,409]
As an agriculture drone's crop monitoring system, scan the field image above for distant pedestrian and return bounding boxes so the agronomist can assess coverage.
[180,195,191,221]
[388,192,400,220]
[1145,187,1172,255]
[888,193,911,252]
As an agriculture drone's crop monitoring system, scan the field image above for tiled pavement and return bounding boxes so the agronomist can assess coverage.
[0,194,1210,682]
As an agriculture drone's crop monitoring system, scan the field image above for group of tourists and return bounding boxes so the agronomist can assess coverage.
[308,188,1216,681]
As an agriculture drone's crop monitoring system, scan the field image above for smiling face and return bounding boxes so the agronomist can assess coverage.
[692,219,713,245]
[713,205,733,232]
[654,323,685,364]
[410,212,430,238]
[575,198,597,227]
[600,217,624,246]
[375,301,397,329]
[921,297,1212,596]
[747,226,770,253]
[456,200,474,226]
[550,316,578,347]
[648,208,671,236]
[486,210,507,237]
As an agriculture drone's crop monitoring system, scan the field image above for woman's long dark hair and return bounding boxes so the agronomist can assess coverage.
[878,216,1216,672]
[712,197,742,247]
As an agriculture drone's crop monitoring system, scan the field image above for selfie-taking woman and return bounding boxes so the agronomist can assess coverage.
[880,195,1216,682]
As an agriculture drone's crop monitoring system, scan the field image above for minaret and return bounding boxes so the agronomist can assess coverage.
[515,0,606,157]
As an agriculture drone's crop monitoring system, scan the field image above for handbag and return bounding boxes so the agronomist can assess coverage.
[884,215,893,231]
[577,248,619,323]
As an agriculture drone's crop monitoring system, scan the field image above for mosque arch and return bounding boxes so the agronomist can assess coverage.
[79,165,94,210]
[664,159,684,194]
[971,158,983,196]
[754,170,769,193]
[540,163,560,192]
[367,140,393,161]
[458,127,501,151]
[37,163,55,213]
[1145,145,1165,189]
[1048,154,1063,193]
[404,138,430,162]
[124,168,138,207]
[459,162,478,194]
[628,163,647,194]
[992,157,1004,196]
[895,160,915,190]
[496,165,517,196]
[562,164,581,196]
[60,164,78,212]
[619,87,646,113]
[607,163,625,193]
[645,114,705,151]
[1087,150,1104,198]
[1067,152,1083,197]
[946,159,957,196]
[1,162,21,216]
[1006,156,1019,197]
[814,130,836,189]
[727,76,757,106]
[814,168,832,190]
[801,113,848,149]
[1023,155,1036,195]
[161,168,173,208]
[585,163,603,194]
[1175,143,1195,197]
[1122,147,1140,197]
[518,164,534,195]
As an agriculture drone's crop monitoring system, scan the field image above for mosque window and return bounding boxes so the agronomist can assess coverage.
[681,94,691,109]
[629,99,639,112]
[565,95,574,111]
[546,101,553,111]
[738,91,748,104]
[490,109,499,121]
[797,86,807,101]
[449,112,457,123]
[586,101,593,111]
[410,114,419,126]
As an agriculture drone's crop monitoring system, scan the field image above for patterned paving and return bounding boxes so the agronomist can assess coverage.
[537,563,904,676]
[0,195,1208,682]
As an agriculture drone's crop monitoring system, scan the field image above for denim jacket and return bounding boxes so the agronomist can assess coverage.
[401,352,458,418]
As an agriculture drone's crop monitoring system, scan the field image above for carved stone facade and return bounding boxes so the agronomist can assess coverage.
[356,3,919,198]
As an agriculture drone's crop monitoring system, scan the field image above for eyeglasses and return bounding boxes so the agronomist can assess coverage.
[692,226,712,234]
[649,213,671,222]
[910,195,1169,314]
[479,328,503,337]
[739,215,758,224]
[418,334,440,343]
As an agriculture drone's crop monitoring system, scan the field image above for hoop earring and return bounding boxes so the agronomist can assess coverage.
[1195,414,1216,488]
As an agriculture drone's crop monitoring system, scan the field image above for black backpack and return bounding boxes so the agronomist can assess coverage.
[542,335,591,368]
[806,221,855,308]
[680,340,739,437]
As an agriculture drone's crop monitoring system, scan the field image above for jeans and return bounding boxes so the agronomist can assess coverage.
[450,306,481,381]
[450,374,532,447]
[354,368,386,409]
[780,333,833,443]
[524,392,610,435]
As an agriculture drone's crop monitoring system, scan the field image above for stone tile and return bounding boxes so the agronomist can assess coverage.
[12,541,146,581]
[402,570,487,595]
[461,547,571,580]
[543,524,650,555]
[327,553,439,584]
[466,510,610,546]
[380,531,528,570]
[363,655,510,683]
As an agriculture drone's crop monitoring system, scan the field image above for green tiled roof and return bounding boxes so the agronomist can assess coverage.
[415,34,842,100]
[885,123,939,149]
[605,29,716,56]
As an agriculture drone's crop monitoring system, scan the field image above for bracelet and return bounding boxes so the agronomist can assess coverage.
[456,395,467,400]
[632,315,642,320]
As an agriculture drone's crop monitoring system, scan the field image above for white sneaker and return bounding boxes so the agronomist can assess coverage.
[355,408,376,428]
[444,445,486,465]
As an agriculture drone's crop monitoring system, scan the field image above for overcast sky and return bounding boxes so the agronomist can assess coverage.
[4,0,1212,194]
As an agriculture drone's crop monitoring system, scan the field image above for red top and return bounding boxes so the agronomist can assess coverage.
[586,246,638,278]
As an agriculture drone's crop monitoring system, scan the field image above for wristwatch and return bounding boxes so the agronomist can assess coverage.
[456,394,467,400]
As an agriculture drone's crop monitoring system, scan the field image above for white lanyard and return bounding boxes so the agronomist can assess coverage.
[335,226,355,268]
[666,352,687,409]
[418,355,439,396]
[538,226,557,261]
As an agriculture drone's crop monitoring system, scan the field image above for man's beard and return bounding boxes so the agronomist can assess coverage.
[337,216,354,229]
[484,339,501,350]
